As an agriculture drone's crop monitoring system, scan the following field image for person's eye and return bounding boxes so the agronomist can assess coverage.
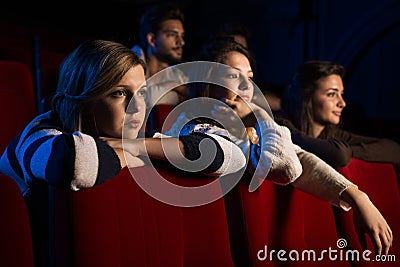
[137,88,148,98]
[327,92,335,97]
[111,90,126,98]
[226,73,238,79]
[167,32,178,38]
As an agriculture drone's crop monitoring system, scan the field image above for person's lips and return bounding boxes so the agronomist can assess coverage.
[239,95,250,102]
[173,47,183,55]
[333,111,342,116]
[125,119,141,129]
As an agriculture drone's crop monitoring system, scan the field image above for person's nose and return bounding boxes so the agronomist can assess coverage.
[337,94,346,108]
[177,35,185,46]
[126,96,140,114]
[239,76,251,91]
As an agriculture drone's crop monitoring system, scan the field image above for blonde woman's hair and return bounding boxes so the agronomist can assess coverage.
[52,39,146,132]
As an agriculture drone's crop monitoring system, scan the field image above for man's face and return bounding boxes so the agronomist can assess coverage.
[152,19,185,64]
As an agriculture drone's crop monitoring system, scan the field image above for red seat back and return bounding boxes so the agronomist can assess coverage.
[229,177,351,267]
[169,169,235,267]
[148,104,177,133]
[0,60,37,154]
[0,25,34,72]
[53,166,236,267]
[336,158,400,267]
[53,167,183,267]
[0,174,34,267]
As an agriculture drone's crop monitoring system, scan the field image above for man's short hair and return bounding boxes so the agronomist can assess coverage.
[139,3,185,50]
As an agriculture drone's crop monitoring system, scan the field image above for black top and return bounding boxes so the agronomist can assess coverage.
[274,112,400,169]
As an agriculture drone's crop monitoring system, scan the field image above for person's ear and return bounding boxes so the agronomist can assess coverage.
[147,33,156,47]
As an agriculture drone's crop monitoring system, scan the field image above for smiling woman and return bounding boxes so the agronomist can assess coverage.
[275,60,400,169]
[310,74,346,135]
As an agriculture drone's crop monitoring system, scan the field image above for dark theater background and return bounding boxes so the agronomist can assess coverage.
[1,1,400,267]
[1,0,400,142]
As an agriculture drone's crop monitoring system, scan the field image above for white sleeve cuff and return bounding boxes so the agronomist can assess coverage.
[70,132,99,191]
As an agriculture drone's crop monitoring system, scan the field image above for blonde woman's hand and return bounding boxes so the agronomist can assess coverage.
[100,137,146,168]
[100,137,145,157]
[342,186,393,256]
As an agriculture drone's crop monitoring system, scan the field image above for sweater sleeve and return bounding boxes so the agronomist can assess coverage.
[197,132,246,176]
[277,116,352,168]
[72,136,121,189]
[249,120,303,186]
[29,130,121,191]
[336,129,400,164]
[1,124,121,193]
[291,133,352,168]
[155,131,246,176]
[291,145,356,210]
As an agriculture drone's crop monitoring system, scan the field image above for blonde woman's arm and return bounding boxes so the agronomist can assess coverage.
[292,146,392,256]
[104,133,246,176]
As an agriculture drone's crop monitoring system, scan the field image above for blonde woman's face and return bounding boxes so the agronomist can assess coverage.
[86,65,147,139]
[211,51,254,102]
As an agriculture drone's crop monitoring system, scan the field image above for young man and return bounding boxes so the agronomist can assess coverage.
[132,3,188,107]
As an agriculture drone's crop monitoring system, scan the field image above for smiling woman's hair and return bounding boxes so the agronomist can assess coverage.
[282,60,345,138]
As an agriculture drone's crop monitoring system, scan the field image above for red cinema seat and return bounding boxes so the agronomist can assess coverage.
[0,60,37,154]
[53,166,184,267]
[168,169,236,267]
[148,104,176,133]
[227,176,351,267]
[0,174,34,267]
[335,158,400,267]
[52,165,236,267]
[0,25,34,72]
